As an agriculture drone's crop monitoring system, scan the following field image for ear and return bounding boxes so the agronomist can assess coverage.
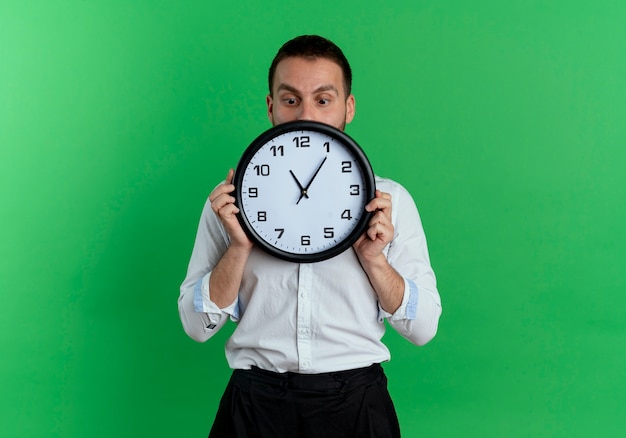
[345,94,355,124]
[266,94,274,123]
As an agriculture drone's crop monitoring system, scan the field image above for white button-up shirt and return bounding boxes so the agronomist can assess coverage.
[178,176,442,374]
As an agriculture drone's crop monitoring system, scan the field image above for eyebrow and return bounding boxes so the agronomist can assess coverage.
[276,83,339,95]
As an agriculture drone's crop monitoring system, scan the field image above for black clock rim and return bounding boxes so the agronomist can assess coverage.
[233,120,375,263]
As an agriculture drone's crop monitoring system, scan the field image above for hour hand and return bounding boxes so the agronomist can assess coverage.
[289,170,309,204]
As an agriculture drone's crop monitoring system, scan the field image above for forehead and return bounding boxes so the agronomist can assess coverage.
[272,57,345,94]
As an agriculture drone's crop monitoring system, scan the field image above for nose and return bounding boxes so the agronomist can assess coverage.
[298,101,315,121]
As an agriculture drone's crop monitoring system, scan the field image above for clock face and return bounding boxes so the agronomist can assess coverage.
[234,121,375,263]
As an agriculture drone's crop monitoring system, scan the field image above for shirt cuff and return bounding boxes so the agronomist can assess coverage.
[378,277,418,322]
[194,274,240,319]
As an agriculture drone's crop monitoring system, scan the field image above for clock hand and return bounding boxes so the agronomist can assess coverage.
[302,156,328,196]
[289,170,310,204]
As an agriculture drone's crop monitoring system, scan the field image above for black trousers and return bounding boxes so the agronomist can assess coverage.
[208,363,401,438]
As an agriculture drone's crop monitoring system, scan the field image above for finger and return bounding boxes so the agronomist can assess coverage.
[210,192,236,214]
[370,209,391,226]
[366,198,392,218]
[376,189,392,200]
[209,177,236,202]
[217,202,240,219]
[366,190,391,209]
[367,221,393,242]
[226,168,235,185]
[209,185,233,203]
[366,222,386,241]
[367,209,393,233]
[369,210,392,229]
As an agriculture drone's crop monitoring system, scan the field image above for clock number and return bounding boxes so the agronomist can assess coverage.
[270,145,284,156]
[342,161,352,173]
[323,227,334,238]
[323,142,330,152]
[248,187,258,198]
[301,235,311,246]
[341,209,352,220]
[349,184,360,196]
[275,228,284,238]
[258,211,267,222]
[254,164,270,176]
[293,136,310,148]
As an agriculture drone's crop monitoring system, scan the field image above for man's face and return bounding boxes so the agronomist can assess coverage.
[267,57,355,131]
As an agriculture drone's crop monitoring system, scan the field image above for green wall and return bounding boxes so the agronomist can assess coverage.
[2,1,625,436]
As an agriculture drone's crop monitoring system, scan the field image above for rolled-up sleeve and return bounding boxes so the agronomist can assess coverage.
[178,193,237,342]
[376,178,442,346]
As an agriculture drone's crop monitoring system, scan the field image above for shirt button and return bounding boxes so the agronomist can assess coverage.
[301,361,310,369]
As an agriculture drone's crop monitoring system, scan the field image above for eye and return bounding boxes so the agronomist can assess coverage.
[318,98,330,105]
[283,96,299,105]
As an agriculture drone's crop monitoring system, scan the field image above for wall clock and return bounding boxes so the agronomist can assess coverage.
[234,120,375,263]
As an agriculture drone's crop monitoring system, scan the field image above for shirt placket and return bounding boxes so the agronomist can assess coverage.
[296,263,313,372]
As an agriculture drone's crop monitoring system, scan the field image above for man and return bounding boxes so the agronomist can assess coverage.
[179,35,442,437]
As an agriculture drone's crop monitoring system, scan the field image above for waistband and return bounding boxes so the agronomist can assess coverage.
[233,363,383,392]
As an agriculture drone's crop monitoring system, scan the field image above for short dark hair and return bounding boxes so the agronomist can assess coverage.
[268,35,353,98]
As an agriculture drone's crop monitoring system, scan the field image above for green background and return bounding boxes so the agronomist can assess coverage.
[2,1,625,436]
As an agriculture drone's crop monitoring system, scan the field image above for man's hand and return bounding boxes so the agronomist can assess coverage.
[209,169,253,250]
[353,190,404,314]
[208,169,253,308]
[353,190,394,262]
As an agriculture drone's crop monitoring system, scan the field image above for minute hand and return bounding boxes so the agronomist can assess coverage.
[298,156,327,204]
